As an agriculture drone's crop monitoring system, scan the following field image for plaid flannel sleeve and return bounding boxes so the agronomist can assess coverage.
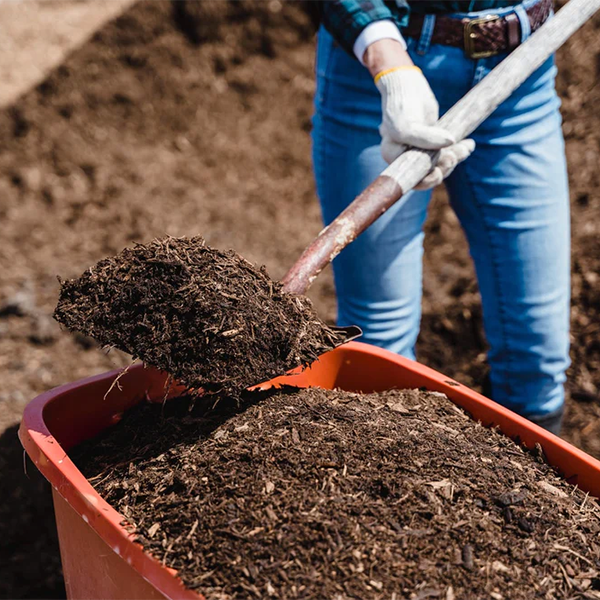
[321,0,410,58]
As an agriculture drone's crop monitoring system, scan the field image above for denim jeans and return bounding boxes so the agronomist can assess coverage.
[311,2,570,418]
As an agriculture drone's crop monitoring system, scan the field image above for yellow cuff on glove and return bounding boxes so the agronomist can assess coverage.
[374,65,421,84]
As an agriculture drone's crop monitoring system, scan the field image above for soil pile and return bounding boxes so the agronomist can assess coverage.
[172,1,318,50]
[74,388,600,600]
[55,237,345,396]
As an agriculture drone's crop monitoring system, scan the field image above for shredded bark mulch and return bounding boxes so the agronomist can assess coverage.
[72,387,600,600]
[54,237,346,396]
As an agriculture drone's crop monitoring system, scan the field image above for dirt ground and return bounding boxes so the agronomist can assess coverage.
[0,1,598,598]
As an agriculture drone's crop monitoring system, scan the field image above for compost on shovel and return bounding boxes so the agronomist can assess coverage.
[73,386,600,600]
[54,236,346,397]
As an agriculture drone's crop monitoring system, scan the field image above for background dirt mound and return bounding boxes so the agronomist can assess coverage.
[172,0,317,51]
[0,1,598,598]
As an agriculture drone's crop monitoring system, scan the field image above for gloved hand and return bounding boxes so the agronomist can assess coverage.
[375,66,475,190]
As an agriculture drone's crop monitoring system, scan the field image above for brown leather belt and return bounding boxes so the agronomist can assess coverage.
[403,0,553,59]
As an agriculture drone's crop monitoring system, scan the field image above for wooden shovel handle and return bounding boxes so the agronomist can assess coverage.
[281,0,599,295]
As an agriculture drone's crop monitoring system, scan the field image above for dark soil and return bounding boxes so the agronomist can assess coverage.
[73,387,600,600]
[0,425,65,600]
[54,236,345,396]
[0,1,598,598]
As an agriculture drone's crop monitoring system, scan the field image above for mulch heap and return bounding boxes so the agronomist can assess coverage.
[54,237,346,397]
[73,387,600,600]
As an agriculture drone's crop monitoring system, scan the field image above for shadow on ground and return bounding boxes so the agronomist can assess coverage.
[0,425,66,599]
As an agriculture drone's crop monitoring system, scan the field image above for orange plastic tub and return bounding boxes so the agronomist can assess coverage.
[19,341,600,599]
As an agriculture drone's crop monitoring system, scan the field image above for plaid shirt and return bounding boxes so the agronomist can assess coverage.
[322,1,517,57]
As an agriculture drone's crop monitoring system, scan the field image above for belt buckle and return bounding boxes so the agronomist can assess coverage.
[464,14,501,59]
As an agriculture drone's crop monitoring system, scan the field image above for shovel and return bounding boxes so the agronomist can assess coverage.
[55,0,599,396]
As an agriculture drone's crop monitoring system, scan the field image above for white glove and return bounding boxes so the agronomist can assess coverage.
[375,66,475,190]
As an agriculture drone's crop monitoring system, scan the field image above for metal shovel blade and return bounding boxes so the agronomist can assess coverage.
[331,325,363,346]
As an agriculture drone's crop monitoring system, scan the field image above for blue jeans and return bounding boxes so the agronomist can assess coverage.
[311,3,570,418]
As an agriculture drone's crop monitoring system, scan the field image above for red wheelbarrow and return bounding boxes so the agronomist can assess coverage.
[19,341,600,600]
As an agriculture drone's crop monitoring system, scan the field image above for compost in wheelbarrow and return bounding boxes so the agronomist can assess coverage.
[72,383,600,599]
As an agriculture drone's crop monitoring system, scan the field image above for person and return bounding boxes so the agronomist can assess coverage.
[312,0,568,434]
